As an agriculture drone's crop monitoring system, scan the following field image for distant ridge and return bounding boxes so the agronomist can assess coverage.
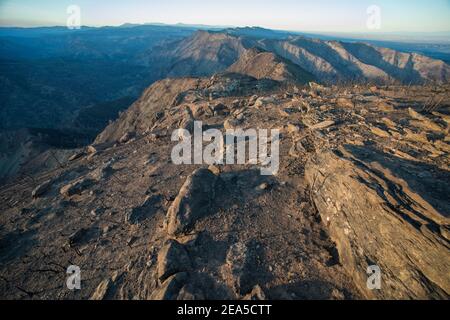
[145,30,450,84]
[227,47,315,83]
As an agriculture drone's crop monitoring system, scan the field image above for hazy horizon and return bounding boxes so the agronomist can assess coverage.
[1,0,450,34]
[2,21,449,44]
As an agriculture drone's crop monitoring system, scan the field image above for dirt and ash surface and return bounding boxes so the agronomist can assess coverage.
[0,74,449,300]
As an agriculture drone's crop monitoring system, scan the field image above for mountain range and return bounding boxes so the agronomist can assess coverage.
[1,25,450,179]
[1,25,449,133]
[145,30,450,84]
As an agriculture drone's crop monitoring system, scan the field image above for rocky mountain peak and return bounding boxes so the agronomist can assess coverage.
[227,47,316,83]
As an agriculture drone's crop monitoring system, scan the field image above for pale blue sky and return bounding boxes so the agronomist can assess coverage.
[1,0,449,33]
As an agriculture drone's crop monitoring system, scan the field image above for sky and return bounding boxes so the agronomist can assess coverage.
[0,0,450,34]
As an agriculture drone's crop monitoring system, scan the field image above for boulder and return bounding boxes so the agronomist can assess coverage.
[86,142,114,155]
[224,119,241,131]
[370,126,390,138]
[150,272,188,300]
[157,239,192,281]
[254,97,276,108]
[310,120,335,131]
[286,123,300,134]
[86,145,98,154]
[119,132,135,144]
[231,99,241,109]
[211,103,228,116]
[242,285,266,300]
[90,279,111,300]
[305,152,450,299]
[191,104,211,118]
[89,271,124,300]
[248,95,259,105]
[408,108,426,121]
[336,98,354,109]
[68,151,85,162]
[32,180,52,199]
[208,165,221,176]
[309,82,326,91]
[60,177,96,198]
[256,183,270,191]
[166,168,218,236]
